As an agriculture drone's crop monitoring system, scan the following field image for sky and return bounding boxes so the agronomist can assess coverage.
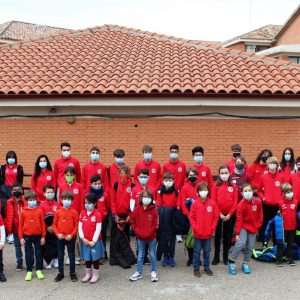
[0,0,299,42]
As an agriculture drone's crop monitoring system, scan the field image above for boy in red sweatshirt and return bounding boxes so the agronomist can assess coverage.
[19,190,46,281]
[130,189,159,282]
[190,182,219,277]
[52,190,79,282]
[228,183,263,275]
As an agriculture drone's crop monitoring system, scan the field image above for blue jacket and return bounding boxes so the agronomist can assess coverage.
[264,212,284,244]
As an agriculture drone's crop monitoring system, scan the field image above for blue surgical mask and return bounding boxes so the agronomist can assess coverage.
[138,177,148,185]
[243,191,253,200]
[142,197,152,205]
[144,153,152,161]
[164,181,173,188]
[170,153,178,159]
[194,156,203,163]
[62,199,72,208]
[45,192,55,200]
[85,203,94,211]
[115,157,124,165]
[91,153,99,161]
[284,154,291,162]
[39,161,47,169]
[268,163,277,171]
[7,158,15,165]
[28,200,37,208]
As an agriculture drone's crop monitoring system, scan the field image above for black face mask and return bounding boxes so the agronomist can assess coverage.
[236,164,244,171]
[188,176,197,183]
[261,156,268,163]
[233,152,241,158]
[12,191,22,197]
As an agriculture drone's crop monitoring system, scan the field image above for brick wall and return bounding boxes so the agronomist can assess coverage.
[225,42,245,52]
[277,11,300,45]
[0,117,299,186]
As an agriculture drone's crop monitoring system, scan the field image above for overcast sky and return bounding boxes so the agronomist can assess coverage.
[0,0,299,41]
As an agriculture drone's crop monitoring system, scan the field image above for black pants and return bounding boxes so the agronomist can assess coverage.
[259,204,278,244]
[277,230,296,262]
[101,218,109,258]
[0,249,3,273]
[214,216,235,259]
[24,235,43,272]
[57,238,76,275]
[111,215,130,241]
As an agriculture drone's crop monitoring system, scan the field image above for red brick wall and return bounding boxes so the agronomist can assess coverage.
[225,42,245,52]
[277,12,300,45]
[0,117,299,186]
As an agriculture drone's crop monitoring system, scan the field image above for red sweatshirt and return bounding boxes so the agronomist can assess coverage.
[80,209,102,241]
[96,192,110,220]
[279,197,298,230]
[279,164,296,183]
[180,181,198,216]
[249,163,268,189]
[231,171,251,202]
[59,182,83,214]
[156,190,178,207]
[30,169,56,202]
[109,162,131,188]
[130,204,159,240]
[190,197,219,239]
[211,182,238,216]
[188,163,214,189]
[130,183,156,208]
[134,160,162,190]
[19,207,46,238]
[5,197,26,235]
[54,155,81,187]
[235,198,263,235]
[258,171,283,206]
[3,164,19,185]
[39,200,60,224]
[226,158,249,174]
[162,160,186,190]
[81,161,109,194]
[111,180,133,216]
[289,172,300,204]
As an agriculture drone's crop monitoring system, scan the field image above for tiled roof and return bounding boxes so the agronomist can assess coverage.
[0,24,300,97]
[0,21,68,41]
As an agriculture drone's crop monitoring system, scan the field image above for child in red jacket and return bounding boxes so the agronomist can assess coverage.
[130,189,159,282]
[190,182,219,277]
[19,190,46,281]
[278,183,297,266]
[228,183,263,275]
[0,214,6,282]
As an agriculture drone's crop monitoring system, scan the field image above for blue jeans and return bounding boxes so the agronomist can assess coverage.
[137,239,157,273]
[57,238,76,275]
[193,238,211,270]
[24,235,43,272]
[13,233,23,264]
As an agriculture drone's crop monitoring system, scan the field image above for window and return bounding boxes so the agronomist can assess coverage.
[245,45,256,53]
[245,45,270,53]
[288,56,300,64]
[256,45,269,52]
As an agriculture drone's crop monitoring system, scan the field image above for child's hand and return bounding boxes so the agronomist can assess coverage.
[57,233,64,240]
[65,235,72,241]
[126,216,130,223]
[82,238,88,245]
[236,235,240,242]
[114,215,120,223]
[20,239,25,246]
[219,213,225,220]
[0,244,4,250]
[223,214,231,222]
[89,241,95,247]
[47,226,54,233]
[40,238,45,245]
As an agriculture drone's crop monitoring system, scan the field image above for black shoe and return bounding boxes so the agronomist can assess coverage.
[16,262,23,271]
[54,273,64,282]
[185,259,192,266]
[143,257,150,265]
[288,260,296,266]
[223,257,228,265]
[0,273,6,282]
[276,260,283,267]
[212,256,220,265]
[70,273,78,282]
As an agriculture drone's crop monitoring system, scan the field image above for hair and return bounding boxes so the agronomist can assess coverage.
[142,145,153,153]
[216,165,233,186]
[280,147,295,172]
[6,150,17,164]
[197,181,210,194]
[90,146,100,153]
[119,165,130,174]
[192,146,204,156]
[266,156,278,165]
[33,154,53,183]
[139,189,154,204]
[231,144,241,151]
[138,168,149,176]
[64,166,75,175]
[113,149,125,157]
[186,167,199,178]
[281,183,293,193]
[235,155,247,164]
[242,183,252,191]
[296,156,300,164]
[163,172,174,180]
[43,184,54,192]
[253,149,273,164]
[11,182,22,190]
[90,174,102,184]
[170,144,179,151]
[85,193,97,205]
[60,142,71,150]
[61,190,74,200]
[24,190,37,201]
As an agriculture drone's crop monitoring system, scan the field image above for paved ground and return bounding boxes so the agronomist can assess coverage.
[1,240,300,300]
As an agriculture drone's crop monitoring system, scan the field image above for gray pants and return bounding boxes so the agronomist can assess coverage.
[230,229,256,263]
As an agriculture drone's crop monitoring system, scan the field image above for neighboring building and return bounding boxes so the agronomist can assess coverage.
[0,20,68,46]
[223,5,300,63]
[0,24,300,174]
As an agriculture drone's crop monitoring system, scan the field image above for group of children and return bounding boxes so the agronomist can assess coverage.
[0,142,299,284]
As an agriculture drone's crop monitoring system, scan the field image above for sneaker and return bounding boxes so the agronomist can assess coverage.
[16,262,23,272]
[36,270,45,280]
[70,273,78,282]
[25,272,33,281]
[194,270,201,277]
[130,272,143,281]
[169,257,176,267]
[176,235,183,243]
[54,273,64,282]
[7,234,14,244]
[288,260,296,266]
[150,271,158,282]
[228,263,237,275]
[75,258,81,265]
[143,257,150,265]
[276,261,283,267]
[161,256,169,267]
[65,258,70,265]
[0,273,7,282]
[45,263,52,270]
[204,268,214,276]
[185,259,192,267]
[53,259,59,268]
[242,263,251,274]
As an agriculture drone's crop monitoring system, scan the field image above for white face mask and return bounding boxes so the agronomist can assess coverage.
[142,197,152,205]
[163,181,173,188]
[243,191,253,200]
[199,190,208,198]
[62,150,71,158]
[285,192,293,200]
[268,163,277,171]
[220,174,229,181]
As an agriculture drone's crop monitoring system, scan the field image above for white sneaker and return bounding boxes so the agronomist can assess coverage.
[45,263,52,270]
[130,272,143,281]
[176,235,183,243]
[150,271,158,282]
[7,234,14,244]
[65,258,70,265]
[75,257,81,265]
[53,259,59,268]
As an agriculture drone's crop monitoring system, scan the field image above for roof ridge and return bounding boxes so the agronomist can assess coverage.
[0,20,13,36]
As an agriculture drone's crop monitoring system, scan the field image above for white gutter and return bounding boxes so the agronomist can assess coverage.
[222,39,272,48]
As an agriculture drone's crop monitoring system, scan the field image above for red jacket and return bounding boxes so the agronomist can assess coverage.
[162,160,186,190]
[5,196,26,235]
[96,192,110,220]
[130,183,156,208]
[279,164,296,183]
[249,163,268,189]
[188,163,214,190]
[54,156,81,187]
[134,160,162,190]
[156,190,178,207]
[211,182,238,216]
[289,172,300,204]
[30,169,56,202]
[80,209,102,241]
[231,171,251,202]
[258,171,283,206]
[109,162,131,188]
[18,207,46,238]
[59,182,83,214]
[180,181,198,216]
[279,197,298,230]
[235,198,263,235]
[81,161,109,194]
[39,200,60,228]
[190,197,219,239]
[111,180,133,216]
[130,204,159,240]
[226,158,249,174]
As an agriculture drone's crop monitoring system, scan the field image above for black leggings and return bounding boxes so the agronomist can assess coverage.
[86,260,100,270]
[259,204,278,244]
[277,230,296,262]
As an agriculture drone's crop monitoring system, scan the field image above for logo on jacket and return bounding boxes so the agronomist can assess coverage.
[228,187,233,192]
[99,197,104,202]
[202,172,206,177]
[232,180,236,184]
[47,176,52,180]
[73,189,79,195]
[178,167,182,172]
[147,215,153,220]
[151,168,156,174]
[275,181,280,187]
[53,206,57,212]
[291,204,296,209]
[207,206,212,212]
[98,169,102,174]
[252,205,257,211]
[91,216,96,222]
[69,163,74,167]
[126,187,131,193]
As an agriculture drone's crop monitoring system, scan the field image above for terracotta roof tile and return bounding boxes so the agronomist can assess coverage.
[0,24,300,97]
